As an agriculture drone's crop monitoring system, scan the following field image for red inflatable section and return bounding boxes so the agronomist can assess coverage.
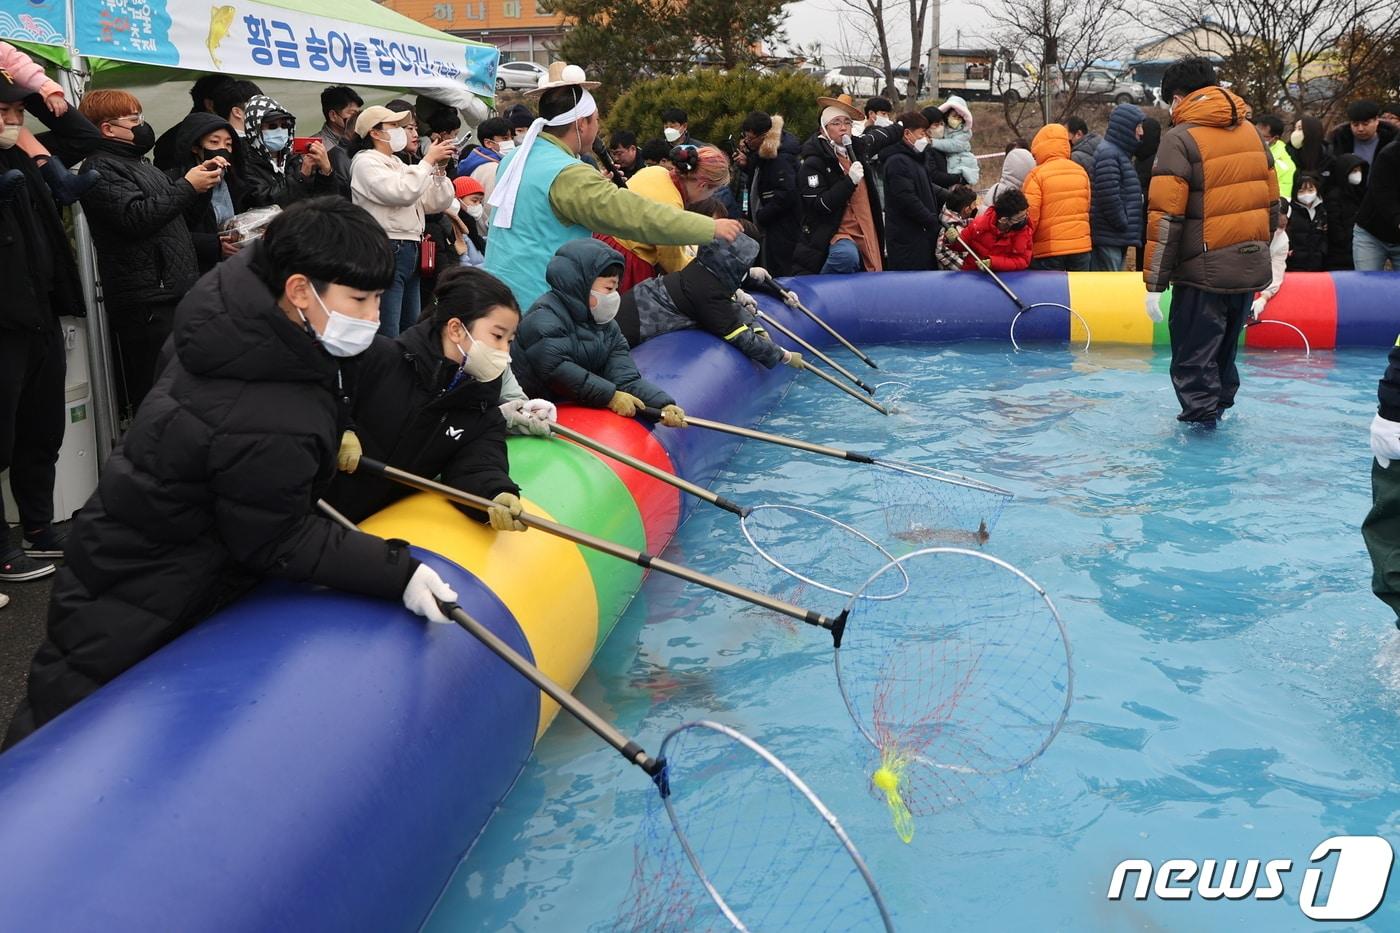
[1246,271,1337,351]
[554,405,682,553]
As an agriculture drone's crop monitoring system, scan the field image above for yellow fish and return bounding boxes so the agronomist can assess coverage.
[207,6,235,68]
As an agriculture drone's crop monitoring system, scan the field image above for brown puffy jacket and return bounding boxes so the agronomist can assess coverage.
[1144,87,1279,293]
[1023,124,1092,258]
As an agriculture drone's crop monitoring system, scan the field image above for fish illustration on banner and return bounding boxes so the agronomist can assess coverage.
[207,5,235,68]
[0,0,67,47]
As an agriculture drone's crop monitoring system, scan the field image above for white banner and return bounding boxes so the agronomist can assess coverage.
[73,0,499,98]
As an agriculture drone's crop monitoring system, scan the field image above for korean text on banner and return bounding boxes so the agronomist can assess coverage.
[73,0,499,98]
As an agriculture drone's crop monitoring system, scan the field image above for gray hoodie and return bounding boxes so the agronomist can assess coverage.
[983,147,1035,210]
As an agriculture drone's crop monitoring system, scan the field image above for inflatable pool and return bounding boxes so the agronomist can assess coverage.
[0,270,1388,929]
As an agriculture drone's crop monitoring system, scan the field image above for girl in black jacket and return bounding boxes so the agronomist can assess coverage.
[883,111,942,271]
[1285,172,1327,271]
[329,266,525,531]
[5,198,458,746]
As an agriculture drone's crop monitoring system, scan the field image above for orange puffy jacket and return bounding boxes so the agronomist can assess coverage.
[1023,124,1092,258]
[1143,86,1278,294]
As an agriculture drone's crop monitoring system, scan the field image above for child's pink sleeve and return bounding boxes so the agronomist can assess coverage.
[0,40,62,98]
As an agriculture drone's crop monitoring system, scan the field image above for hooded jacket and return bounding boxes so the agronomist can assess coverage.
[240,95,336,209]
[1325,153,1368,269]
[166,111,245,276]
[1070,132,1103,172]
[328,319,519,524]
[931,96,979,185]
[1285,173,1327,271]
[1023,124,1092,258]
[984,148,1034,209]
[1144,86,1278,293]
[882,139,944,271]
[1329,121,1397,166]
[78,137,200,315]
[512,238,676,408]
[8,244,420,740]
[791,122,902,274]
[1091,104,1145,247]
[1355,140,1400,246]
[617,234,783,368]
[749,116,802,275]
[960,205,1034,271]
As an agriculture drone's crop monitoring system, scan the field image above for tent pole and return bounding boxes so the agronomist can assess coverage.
[60,0,119,460]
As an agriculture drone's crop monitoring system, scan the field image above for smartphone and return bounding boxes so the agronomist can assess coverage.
[291,136,318,155]
[452,130,473,151]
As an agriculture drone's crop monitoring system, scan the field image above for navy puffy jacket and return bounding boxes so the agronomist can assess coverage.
[1090,104,1146,247]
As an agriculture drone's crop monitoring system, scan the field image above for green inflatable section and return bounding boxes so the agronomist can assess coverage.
[506,435,647,652]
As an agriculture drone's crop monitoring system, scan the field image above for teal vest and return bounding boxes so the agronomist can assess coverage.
[485,140,591,310]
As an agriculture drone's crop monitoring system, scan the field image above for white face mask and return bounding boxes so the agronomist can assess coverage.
[1290,129,1305,149]
[929,124,945,139]
[307,289,379,358]
[1350,170,1364,185]
[851,120,867,137]
[873,115,892,127]
[386,127,409,153]
[1297,191,1318,206]
[497,138,515,154]
[465,203,484,219]
[589,289,620,324]
[0,123,20,149]
[663,127,682,143]
[454,329,511,382]
[913,136,929,153]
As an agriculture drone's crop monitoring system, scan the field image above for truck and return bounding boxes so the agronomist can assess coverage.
[925,48,1039,102]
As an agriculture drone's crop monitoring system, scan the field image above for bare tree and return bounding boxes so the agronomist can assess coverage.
[903,0,934,107]
[824,0,935,107]
[1147,0,1400,122]
[983,0,1141,136]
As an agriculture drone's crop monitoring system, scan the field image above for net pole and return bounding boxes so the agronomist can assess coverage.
[754,310,877,394]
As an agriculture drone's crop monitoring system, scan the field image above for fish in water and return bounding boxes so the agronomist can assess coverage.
[892,519,989,547]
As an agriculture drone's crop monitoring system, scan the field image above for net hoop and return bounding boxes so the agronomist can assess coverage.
[835,547,1074,777]
[1251,319,1313,357]
[658,720,895,933]
[740,504,911,600]
[1009,302,1093,353]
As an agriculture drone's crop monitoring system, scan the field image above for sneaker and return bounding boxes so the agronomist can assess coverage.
[23,524,69,559]
[0,592,8,610]
[0,550,54,583]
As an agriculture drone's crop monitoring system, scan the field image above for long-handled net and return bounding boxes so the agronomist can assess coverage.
[835,548,1073,843]
[616,720,894,932]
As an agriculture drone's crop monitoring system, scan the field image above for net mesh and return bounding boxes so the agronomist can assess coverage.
[873,461,1012,548]
[740,504,909,601]
[836,549,1072,843]
[615,721,888,931]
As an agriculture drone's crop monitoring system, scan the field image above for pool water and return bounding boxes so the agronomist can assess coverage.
[425,344,1400,932]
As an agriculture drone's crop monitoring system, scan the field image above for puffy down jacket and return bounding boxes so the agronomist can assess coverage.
[1144,86,1278,293]
[1091,104,1145,247]
[1023,124,1092,258]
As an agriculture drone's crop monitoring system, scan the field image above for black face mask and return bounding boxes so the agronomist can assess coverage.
[201,147,234,163]
[1004,219,1029,231]
[127,122,156,156]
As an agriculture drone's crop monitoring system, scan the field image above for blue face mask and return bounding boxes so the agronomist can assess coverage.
[262,128,290,152]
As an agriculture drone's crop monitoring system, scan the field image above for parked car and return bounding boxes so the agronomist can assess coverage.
[496,60,549,92]
[1056,68,1151,105]
[824,64,904,99]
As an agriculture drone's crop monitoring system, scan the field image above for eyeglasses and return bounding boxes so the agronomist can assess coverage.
[109,113,144,126]
[826,117,854,127]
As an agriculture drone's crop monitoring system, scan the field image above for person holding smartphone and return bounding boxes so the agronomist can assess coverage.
[240,93,336,210]
[349,105,456,337]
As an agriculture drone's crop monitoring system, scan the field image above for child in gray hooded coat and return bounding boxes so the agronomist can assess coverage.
[930,96,980,186]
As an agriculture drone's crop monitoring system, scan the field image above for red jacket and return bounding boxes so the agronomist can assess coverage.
[960,207,1034,271]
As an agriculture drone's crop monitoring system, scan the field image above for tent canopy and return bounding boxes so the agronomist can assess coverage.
[1,0,498,98]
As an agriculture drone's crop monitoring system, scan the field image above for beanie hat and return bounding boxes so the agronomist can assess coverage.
[454,176,485,199]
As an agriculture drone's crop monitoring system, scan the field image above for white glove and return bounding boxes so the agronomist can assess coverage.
[1373,413,1400,468]
[1250,296,1267,321]
[403,563,457,624]
[1144,292,1164,323]
[782,289,801,309]
[522,398,557,424]
[500,398,551,437]
[734,288,758,314]
[747,266,772,284]
[847,160,865,185]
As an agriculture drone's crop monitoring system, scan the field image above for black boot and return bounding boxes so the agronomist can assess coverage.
[0,168,25,208]
[37,154,98,206]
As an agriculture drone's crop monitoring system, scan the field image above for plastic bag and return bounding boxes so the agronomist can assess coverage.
[220,206,281,245]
